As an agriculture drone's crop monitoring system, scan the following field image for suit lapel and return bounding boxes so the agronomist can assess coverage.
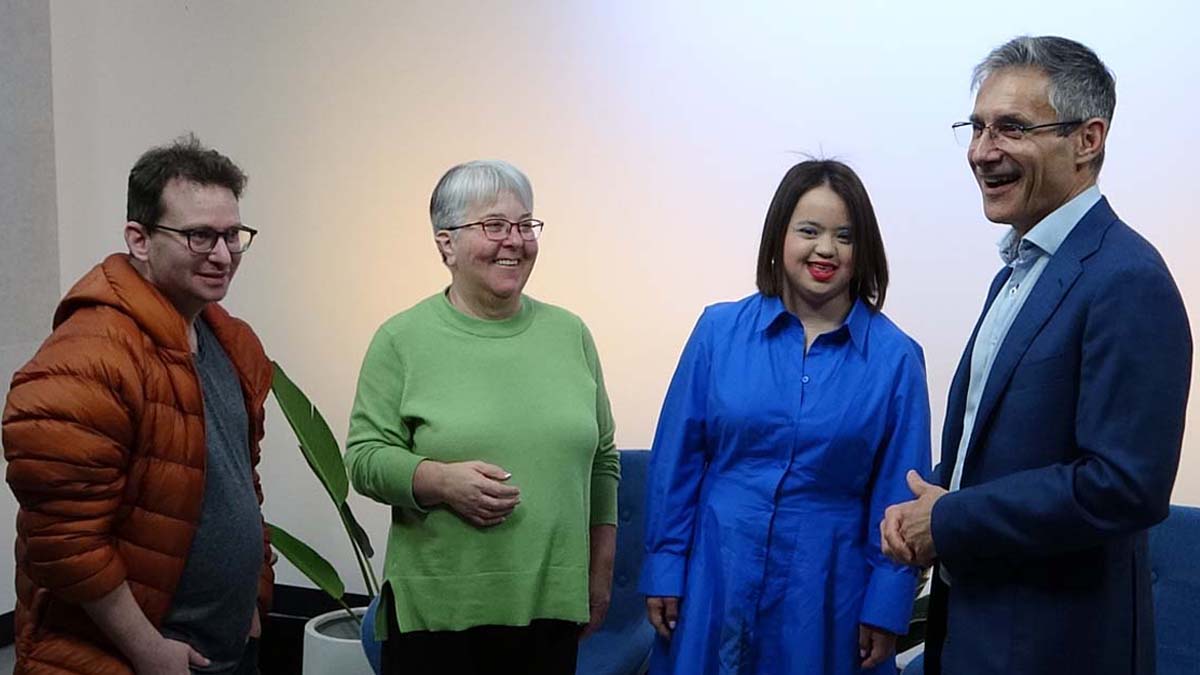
[960,198,1118,479]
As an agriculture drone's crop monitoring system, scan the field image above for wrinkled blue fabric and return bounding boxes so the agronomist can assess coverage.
[640,294,931,674]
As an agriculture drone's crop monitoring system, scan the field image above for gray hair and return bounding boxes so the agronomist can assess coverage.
[972,35,1115,171]
[429,160,534,232]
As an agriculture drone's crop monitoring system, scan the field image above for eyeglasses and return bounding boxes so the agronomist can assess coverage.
[443,218,544,241]
[148,223,258,253]
[951,119,1083,147]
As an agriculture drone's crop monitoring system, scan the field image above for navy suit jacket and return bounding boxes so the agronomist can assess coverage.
[924,198,1192,675]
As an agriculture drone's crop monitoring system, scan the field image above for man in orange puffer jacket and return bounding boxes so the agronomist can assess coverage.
[3,134,274,674]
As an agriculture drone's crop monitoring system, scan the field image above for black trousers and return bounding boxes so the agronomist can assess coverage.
[381,608,578,675]
[922,569,950,675]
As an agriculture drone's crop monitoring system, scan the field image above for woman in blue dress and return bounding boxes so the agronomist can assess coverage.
[640,160,931,674]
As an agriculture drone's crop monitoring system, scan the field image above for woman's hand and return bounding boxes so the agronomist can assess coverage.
[581,577,612,640]
[580,525,616,640]
[858,623,897,669]
[645,596,680,639]
[413,460,520,527]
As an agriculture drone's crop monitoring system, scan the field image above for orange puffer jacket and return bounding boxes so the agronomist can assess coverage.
[3,254,274,674]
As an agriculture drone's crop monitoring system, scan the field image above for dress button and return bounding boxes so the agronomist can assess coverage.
[801,375,810,384]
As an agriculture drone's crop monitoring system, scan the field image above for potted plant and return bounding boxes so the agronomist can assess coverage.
[267,362,379,674]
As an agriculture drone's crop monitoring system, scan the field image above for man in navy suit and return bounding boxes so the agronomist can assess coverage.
[881,36,1192,674]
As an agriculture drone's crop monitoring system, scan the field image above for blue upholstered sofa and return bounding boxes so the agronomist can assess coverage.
[902,505,1200,675]
[361,449,655,674]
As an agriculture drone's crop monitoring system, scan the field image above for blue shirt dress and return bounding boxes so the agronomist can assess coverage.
[640,294,931,674]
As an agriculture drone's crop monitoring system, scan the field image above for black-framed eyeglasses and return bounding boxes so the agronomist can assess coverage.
[443,218,544,241]
[148,223,258,254]
[951,119,1083,147]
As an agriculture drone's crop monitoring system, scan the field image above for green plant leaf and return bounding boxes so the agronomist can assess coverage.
[339,502,375,559]
[268,522,346,600]
[271,361,376,598]
[271,361,349,504]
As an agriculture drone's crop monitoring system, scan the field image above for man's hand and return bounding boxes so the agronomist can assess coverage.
[413,460,520,527]
[248,607,262,640]
[858,624,897,669]
[83,583,209,675]
[645,596,680,639]
[130,637,209,674]
[881,470,947,566]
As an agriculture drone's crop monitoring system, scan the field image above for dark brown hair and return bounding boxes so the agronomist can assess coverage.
[127,133,247,226]
[755,160,888,311]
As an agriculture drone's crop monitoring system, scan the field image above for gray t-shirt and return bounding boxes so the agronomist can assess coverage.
[161,317,264,673]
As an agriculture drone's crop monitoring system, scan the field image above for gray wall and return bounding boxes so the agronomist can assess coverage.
[0,0,59,613]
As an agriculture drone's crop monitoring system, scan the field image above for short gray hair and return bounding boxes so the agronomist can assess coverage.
[972,35,1115,171]
[429,160,534,232]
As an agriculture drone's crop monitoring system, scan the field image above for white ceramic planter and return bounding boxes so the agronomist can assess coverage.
[302,607,373,675]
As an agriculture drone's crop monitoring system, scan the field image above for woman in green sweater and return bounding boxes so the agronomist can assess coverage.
[346,160,620,675]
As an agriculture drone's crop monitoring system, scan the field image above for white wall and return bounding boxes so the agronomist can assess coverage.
[44,0,1200,594]
[1,0,59,613]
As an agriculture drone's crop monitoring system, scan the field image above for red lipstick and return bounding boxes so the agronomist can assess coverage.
[807,262,837,282]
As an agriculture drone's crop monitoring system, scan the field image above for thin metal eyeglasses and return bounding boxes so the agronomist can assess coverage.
[951,119,1083,147]
[148,223,258,254]
[443,218,545,241]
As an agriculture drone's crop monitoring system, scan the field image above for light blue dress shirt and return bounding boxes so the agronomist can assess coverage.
[948,185,1102,491]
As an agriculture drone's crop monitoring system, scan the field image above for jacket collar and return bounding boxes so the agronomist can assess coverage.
[53,254,271,405]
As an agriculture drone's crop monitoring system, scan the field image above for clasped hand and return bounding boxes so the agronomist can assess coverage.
[414,460,521,527]
[880,470,946,567]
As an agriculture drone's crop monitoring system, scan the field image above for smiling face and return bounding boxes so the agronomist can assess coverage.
[437,191,537,318]
[969,67,1095,233]
[780,183,854,315]
[125,177,243,320]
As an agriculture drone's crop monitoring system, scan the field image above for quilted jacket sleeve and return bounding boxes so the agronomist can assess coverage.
[3,311,142,603]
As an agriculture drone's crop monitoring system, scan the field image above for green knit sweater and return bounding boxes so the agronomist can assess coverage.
[346,292,620,632]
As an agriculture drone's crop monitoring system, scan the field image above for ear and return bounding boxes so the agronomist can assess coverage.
[1075,117,1108,169]
[435,230,456,266]
[125,221,152,261]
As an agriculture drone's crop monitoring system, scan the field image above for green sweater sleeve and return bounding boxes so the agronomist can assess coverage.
[582,323,620,525]
[345,324,425,511]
